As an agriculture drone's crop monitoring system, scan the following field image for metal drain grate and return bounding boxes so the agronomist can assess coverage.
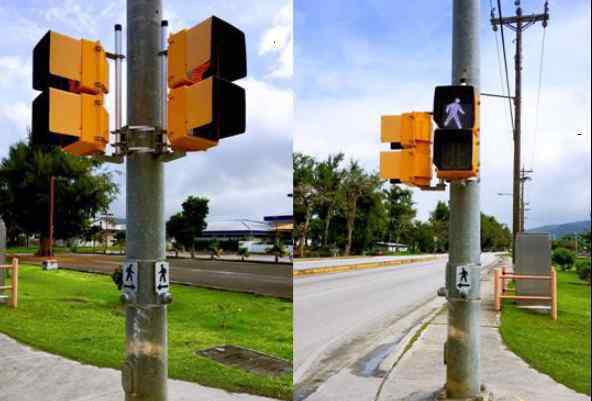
[198,345,292,377]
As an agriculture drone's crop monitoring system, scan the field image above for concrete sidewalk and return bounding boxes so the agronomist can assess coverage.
[0,333,278,401]
[377,266,589,401]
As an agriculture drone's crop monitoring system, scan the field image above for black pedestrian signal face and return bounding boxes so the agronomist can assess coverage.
[433,129,474,171]
[432,85,479,179]
[433,86,475,129]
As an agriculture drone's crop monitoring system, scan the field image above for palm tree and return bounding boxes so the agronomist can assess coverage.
[340,162,380,255]
[315,153,345,248]
[294,153,318,257]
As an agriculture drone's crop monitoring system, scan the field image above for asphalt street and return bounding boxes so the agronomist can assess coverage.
[293,253,498,399]
[293,254,439,271]
[15,253,292,299]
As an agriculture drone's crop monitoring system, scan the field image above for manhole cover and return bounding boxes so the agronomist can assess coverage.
[198,345,291,377]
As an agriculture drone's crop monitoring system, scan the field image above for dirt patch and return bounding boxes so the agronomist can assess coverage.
[60,296,91,304]
[198,345,291,377]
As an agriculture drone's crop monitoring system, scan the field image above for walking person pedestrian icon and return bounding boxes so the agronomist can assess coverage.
[460,267,469,283]
[125,265,135,282]
[159,265,167,283]
[444,98,465,129]
[155,261,170,295]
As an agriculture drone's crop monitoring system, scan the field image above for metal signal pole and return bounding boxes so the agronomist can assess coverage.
[445,0,482,398]
[121,1,170,400]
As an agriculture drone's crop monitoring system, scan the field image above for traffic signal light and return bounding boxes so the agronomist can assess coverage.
[32,31,109,156]
[167,16,246,152]
[379,112,433,188]
[432,85,479,180]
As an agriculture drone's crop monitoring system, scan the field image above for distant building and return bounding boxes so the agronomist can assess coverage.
[375,242,409,253]
[200,215,293,253]
[77,215,126,248]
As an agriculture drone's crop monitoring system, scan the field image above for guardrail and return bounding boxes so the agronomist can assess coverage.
[494,266,557,320]
[0,258,19,308]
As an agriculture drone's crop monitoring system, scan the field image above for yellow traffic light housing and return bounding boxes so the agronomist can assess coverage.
[168,76,245,151]
[432,85,479,180]
[168,16,246,88]
[167,16,247,152]
[32,88,109,156]
[32,30,110,156]
[33,31,109,95]
[379,112,433,188]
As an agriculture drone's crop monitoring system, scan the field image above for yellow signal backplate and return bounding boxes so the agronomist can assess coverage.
[44,31,108,94]
[381,112,432,148]
[168,78,218,152]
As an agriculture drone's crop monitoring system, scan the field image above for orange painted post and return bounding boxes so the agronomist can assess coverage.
[550,266,557,321]
[494,268,501,312]
[10,258,18,308]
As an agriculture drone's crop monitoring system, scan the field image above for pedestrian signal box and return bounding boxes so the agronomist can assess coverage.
[167,16,246,152]
[432,85,479,180]
[380,112,433,188]
[31,31,109,156]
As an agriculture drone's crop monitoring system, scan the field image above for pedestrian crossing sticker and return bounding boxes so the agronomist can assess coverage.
[456,265,471,291]
[123,262,138,294]
[155,261,170,295]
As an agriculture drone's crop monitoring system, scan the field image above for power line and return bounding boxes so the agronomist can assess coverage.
[496,0,515,130]
[530,27,547,171]
[492,8,513,135]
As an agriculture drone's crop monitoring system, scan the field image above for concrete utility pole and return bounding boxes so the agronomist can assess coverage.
[121,1,169,400]
[444,0,482,398]
[491,0,549,260]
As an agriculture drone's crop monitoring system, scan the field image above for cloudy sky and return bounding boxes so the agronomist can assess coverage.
[294,0,591,229]
[0,0,293,221]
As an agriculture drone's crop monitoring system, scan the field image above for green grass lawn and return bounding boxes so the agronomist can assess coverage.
[500,269,591,395]
[0,265,292,399]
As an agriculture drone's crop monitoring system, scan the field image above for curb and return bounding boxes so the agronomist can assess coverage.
[293,256,443,277]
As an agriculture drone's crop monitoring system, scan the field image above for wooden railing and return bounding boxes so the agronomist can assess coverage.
[0,258,19,308]
[494,266,557,320]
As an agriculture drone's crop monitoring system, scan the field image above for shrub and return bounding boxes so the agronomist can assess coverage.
[575,259,591,284]
[552,247,576,271]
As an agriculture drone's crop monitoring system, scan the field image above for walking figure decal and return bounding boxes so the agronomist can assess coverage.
[444,97,465,129]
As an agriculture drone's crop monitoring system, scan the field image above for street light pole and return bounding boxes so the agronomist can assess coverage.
[122,1,169,400]
[445,0,482,398]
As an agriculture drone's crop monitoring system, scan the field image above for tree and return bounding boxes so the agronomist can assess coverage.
[267,241,287,263]
[0,141,118,256]
[552,247,575,271]
[429,201,450,253]
[575,259,591,285]
[314,153,345,248]
[481,213,511,251]
[294,153,317,257]
[114,230,126,254]
[238,247,250,261]
[384,185,416,244]
[340,162,380,255]
[165,196,209,258]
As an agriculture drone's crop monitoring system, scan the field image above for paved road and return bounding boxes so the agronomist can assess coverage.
[16,253,292,299]
[294,253,498,398]
[294,254,440,270]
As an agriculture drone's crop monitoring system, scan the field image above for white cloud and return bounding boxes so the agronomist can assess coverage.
[0,56,31,88]
[258,2,293,78]
[0,102,30,133]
